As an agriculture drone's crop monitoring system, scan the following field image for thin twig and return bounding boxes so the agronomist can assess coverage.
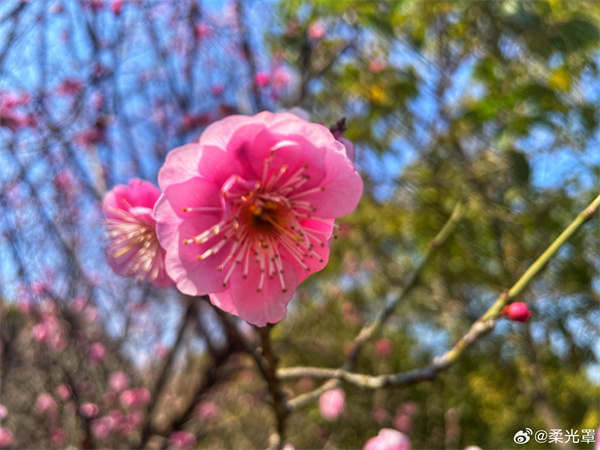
[257,325,289,450]
[281,193,600,408]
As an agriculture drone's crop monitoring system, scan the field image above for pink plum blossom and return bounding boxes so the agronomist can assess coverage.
[91,417,113,439]
[36,393,57,413]
[154,112,362,326]
[55,384,72,400]
[254,72,270,87]
[319,388,345,421]
[211,83,224,96]
[109,372,129,392]
[120,390,136,409]
[103,178,174,288]
[154,343,168,359]
[369,59,387,73]
[88,342,106,363]
[134,388,151,407]
[169,431,196,449]
[79,403,99,418]
[0,428,13,447]
[0,404,7,420]
[194,401,220,420]
[49,428,66,445]
[364,429,411,450]
[308,21,327,40]
[111,0,123,15]
[375,338,394,357]
[56,78,82,96]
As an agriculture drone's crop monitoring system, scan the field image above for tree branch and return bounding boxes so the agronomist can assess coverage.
[282,193,600,408]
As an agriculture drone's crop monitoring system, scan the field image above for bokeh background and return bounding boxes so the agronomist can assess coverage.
[0,0,599,449]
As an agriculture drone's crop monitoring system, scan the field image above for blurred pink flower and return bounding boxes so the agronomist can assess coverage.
[169,431,196,449]
[91,417,113,439]
[134,388,151,407]
[282,445,295,450]
[375,338,394,357]
[83,305,99,323]
[56,78,82,96]
[0,404,7,420]
[394,413,412,434]
[154,343,169,359]
[0,428,13,446]
[154,112,362,326]
[49,428,66,445]
[399,402,420,417]
[194,401,220,420]
[88,342,107,363]
[308,21,327,40]
[80,403,99,418]
[372,407,390,425]
[211,84,224,96]
[109,372,130,392]
[32,322,49,342]
[254,72,270,87]
[103,178,174,288]
[319,388,345,421]
[364,429,411,450]
[71,296,86,313]
[75,125,106,147]
[36,393,57,413]
[195,23,211,40]
[55,384,72,400]
[111,0,123,15]
[369,59,387,73]
[120,390,136,409]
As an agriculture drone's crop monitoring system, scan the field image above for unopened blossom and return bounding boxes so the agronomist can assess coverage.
[375,338,393,356]
[308,21,327,40]
[55,384,71,400]
[80,403,99,418]
[364,429,411,450]
[155,112,362,326]
[254,72,270,87]
[0,404,7,420]
[194,401,220,420]
[319,388,345,421]
[103,178,174,288]
[91,417,113,439]
[169,431,196,449]
[502,302,532,322]
[88,342,106,363]
[109,372,129,392]
[36,393,57,413]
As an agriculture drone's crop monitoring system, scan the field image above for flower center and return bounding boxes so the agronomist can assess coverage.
[181,143,331,292]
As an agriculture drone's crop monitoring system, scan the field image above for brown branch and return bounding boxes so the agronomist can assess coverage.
[138,298,195,447]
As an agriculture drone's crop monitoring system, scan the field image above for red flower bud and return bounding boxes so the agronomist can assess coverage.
[502,302,532,322]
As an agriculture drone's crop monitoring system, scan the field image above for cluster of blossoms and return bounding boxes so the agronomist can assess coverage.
[103,111,363,326]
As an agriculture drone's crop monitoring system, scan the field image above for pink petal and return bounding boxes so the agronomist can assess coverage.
[208,289,239,317]
[162,219,233,296]
[226,258,299,327]
[298,144,363,217]
[281,218,333,283]
[161,177,223,220]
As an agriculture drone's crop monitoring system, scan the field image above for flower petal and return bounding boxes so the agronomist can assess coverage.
[227,258,299,326]
[297,145,363,217]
